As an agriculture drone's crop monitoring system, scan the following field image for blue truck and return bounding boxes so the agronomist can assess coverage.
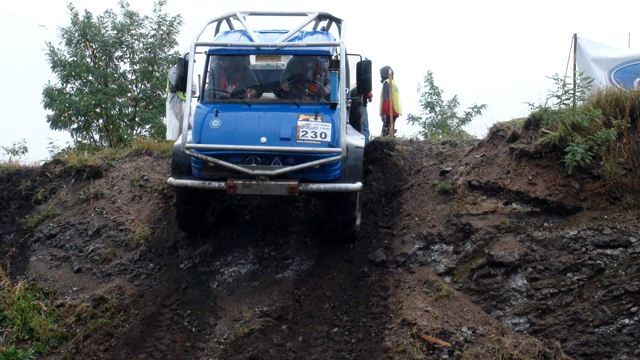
[167,12,372,239]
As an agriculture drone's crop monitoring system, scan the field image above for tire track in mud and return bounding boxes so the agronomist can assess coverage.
[208,139,408,359]
[112,286,188,359]
[135,296,183,359]
[108,139,406,359]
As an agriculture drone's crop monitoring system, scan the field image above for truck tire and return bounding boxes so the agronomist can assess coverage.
[324,191,361,241]
[174,187,216,234]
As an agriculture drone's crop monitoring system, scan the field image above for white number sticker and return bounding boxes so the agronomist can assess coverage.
[296,121,331,143]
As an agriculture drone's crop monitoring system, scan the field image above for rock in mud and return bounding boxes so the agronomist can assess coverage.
[369,249,386,266]
[486,234,524,266]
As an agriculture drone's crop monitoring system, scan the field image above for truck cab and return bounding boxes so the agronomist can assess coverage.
[168,12,372,239]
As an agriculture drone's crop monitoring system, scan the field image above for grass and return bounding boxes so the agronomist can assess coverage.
[0,161,38,178]
[65,298,122,331]
[0,268,64,355]
[0,345,36,360]
[430,281,455,300]
[50,138,173,178]
[133,221,152,247]
[78,181,107,202]
[130,137,173,157]
[435,181,453,194]
[59,295,130,358]
[22,206,59,230]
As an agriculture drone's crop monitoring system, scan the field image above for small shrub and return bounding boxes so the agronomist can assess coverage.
[45,138,63,161]
[1,139,29,163]
[79,183,107,202]
[407,70,487,140]
[18,181,33,195]
[436,181,452,194]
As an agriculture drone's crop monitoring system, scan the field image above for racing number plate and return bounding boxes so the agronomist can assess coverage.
[296,114,331,143]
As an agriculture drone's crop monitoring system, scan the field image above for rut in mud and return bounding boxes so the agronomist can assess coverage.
[1,134,639,359]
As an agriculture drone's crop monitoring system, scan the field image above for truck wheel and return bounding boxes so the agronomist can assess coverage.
[174,188,215,234]
[324,192,361,241]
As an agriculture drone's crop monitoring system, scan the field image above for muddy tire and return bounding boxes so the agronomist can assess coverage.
[174,188,216,234]
[323,192,361,241]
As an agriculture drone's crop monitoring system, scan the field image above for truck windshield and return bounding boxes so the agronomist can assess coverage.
[202,55,332,104]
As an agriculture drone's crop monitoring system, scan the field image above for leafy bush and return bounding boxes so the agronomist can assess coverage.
[529,73,640,183]
[563,143,593,174]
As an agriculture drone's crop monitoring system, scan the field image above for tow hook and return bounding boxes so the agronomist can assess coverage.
[288,184,299,195]
[226,182,238,194]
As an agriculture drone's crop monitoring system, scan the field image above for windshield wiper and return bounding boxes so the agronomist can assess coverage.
[279,92,300,108]
[213,88,252,107]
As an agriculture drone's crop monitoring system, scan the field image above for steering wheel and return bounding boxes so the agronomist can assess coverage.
[229,86,247,98]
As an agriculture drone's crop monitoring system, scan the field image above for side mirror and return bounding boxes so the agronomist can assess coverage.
[356,60,372,95]
[175,56,189,93]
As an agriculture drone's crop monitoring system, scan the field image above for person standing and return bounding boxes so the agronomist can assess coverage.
[379,65,402,136]
[362,92,372,145]
[166,53,196,141]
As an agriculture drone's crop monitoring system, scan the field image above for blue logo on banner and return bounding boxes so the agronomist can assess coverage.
[609,60,640,89]
[210,118,222,128]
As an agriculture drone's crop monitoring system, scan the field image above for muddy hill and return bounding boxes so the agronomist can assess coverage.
[1,124,639,359]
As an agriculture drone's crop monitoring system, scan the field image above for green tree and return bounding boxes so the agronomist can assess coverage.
[42,0,182,149]
[407,70,487,140]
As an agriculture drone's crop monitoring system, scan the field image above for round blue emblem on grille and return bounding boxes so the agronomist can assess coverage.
[210,118,222,128]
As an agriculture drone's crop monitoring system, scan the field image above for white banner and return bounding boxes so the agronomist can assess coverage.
[576,37,640,89]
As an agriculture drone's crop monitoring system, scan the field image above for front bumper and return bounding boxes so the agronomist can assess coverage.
[167,177,362,195]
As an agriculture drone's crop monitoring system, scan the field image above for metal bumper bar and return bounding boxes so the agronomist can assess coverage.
[185,144,342,154]
[186,150,343,177]
[168,177,362,194]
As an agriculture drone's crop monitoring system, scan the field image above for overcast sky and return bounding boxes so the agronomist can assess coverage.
[1,0,638,162]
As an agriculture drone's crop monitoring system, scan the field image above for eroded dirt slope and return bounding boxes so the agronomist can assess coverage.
[1,133,638,359]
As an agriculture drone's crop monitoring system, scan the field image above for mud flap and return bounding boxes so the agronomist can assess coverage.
[333,143,364,184]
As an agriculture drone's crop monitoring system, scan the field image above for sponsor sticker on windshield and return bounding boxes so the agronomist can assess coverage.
[296,114,331,143]
[255,55,282,63]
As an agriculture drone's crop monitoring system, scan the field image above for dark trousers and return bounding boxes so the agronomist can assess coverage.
[381,114,398,136]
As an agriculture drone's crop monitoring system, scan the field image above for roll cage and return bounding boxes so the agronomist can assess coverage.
[178,12,351,180]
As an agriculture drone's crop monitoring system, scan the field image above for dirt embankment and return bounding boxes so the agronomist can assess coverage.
[1,131,639,359]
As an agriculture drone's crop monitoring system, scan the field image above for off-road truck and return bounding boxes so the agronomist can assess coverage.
[167,11,372,239]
